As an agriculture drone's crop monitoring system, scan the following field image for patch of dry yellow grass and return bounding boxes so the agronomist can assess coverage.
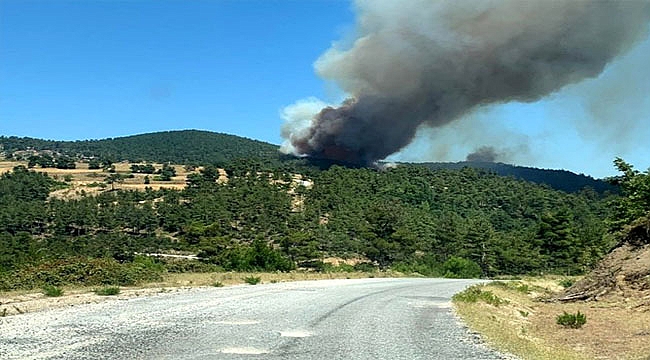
[454,277,650,360]
[0,160,193,198]
[0,160,27,173]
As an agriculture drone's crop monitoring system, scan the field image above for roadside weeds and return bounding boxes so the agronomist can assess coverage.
[453,277,650,360]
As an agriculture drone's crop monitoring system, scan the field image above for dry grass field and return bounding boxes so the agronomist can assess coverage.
[1,160,193,198]
[454,277,650,360]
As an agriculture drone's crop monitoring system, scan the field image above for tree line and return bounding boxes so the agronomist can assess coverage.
[1,157,633,290]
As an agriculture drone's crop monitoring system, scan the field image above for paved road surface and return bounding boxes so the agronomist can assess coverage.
[1,278,513,359]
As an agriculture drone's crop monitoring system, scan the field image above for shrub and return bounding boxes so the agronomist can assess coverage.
[556,311,587,329]
[391,258,442,277]
[442,257,482,279]
[515,283,530,293]
[213,281,224,287]
[95,286,121,296]
[558,278,575,288]
[243,276,261,285]
[0,257,163,291]
[492,281,531,294]
[298,260,326,272]
[353,262,377,272]
[452,285,507,306]
[42,285,64,297]
[200,240,296,272]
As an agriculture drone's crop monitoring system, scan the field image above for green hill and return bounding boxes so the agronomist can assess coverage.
[0,130,281,165]
[0,130,615,193]
[415,161,616,194]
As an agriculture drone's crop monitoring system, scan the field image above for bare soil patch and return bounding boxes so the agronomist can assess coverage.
[558,216,650,305]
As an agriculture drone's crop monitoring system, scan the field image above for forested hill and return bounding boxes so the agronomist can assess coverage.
[0,130,281,165]
[416,161,616,194]
[1,130,614,193]
[0,162,615,291]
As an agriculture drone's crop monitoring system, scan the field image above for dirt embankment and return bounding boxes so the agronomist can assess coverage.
[558,215,650,306]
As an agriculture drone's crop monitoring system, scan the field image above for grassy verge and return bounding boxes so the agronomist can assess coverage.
[453,277,650,360]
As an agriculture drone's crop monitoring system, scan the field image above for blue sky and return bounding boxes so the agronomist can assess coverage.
[0,0,354,140]
[1,0,648,178]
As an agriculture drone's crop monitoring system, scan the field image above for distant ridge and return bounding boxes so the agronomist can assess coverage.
[0,130,281,165]
[416,161,616,194]
[0,130,616,193]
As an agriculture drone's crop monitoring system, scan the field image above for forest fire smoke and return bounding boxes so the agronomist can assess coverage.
[281,0,650,166]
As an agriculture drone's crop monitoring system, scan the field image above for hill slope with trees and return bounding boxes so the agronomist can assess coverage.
[417,161,616,194]
[0,130,282,166]
[0,158,616,291]
[1,130,614,193]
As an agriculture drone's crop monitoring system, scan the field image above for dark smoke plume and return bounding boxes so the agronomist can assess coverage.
[466,146,502,163]
[281,0,650,166]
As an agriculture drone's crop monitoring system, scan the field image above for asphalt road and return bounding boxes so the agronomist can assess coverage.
[1,278,513,359]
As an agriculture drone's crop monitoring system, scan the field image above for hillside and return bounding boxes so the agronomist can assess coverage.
[0,130,282,165]
[0,160,615,292]
[416,161,616,194]
[0,131,616,194]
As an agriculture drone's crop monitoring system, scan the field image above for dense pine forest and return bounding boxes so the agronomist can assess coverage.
[1,131,644,292]
[420,161,616,194]
[0,130,282,166]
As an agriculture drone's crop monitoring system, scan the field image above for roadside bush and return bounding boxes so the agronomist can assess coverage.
[442,257,482,279]
[491,281,532,294]
[42,285,64,297]
[298,260,326,272]
[243,276,261,285]
[95,286,121,296]
[452,285,507,306]
[558,278,575,288]
[556,311,587,329]
[0,257,163,291]
[201,240,295,272]
[391,259,442,277]
[353,262,377,272]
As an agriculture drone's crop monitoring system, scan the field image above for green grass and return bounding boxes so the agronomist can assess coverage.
[556,311,587,329]
[42,285,64,297]
[94,286,121,296]
[558,278,575,288]
[213,281,224,287]
[243,276,262,285]
[452,284,507,306]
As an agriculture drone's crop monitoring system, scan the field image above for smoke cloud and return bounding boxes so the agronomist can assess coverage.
[466,146,502,163]
[281,0,650,166]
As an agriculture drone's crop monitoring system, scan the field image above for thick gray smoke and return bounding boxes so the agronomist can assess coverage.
[281,0,650,166]
[466,146,502,163]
